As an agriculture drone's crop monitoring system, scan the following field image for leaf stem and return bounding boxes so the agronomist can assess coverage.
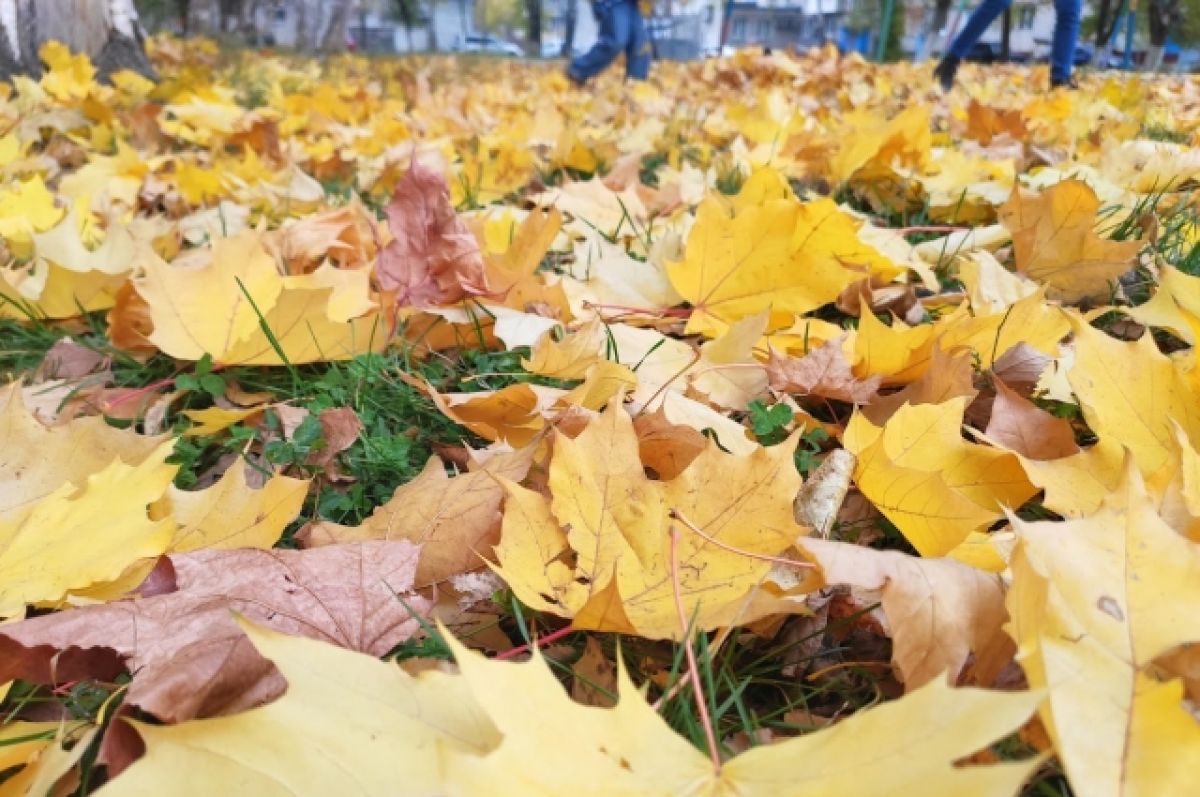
[669,522,722,774]
[493,624,575,661]
[670,508,816,569]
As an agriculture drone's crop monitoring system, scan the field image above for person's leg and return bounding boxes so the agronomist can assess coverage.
[934,0,1012,89]
[1050,0,1083,84]
[568,1,630,82]
[624,5,652,79]
[946,0,1013,60]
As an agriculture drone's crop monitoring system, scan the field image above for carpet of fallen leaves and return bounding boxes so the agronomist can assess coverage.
[2,35,1200,796]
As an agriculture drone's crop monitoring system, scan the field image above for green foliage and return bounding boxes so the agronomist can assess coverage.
[747,399,793,445]
[174,354,226,398]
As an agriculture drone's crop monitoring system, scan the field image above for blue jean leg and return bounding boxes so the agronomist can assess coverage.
[947,0,1013,61]
[625,8,652,79]
[1050,0,1083,82]
[569,2,647,81]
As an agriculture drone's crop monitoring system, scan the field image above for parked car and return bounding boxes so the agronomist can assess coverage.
[454,34,524,57]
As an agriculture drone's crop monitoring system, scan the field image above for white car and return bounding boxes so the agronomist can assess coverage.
[455,34,524,57]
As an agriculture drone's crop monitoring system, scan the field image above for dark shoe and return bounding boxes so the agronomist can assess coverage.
[1050,75,1079,89]
[933,56,959,92]
[566,68,586,88]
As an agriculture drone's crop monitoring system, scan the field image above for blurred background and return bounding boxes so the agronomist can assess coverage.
[132,0,1200,71]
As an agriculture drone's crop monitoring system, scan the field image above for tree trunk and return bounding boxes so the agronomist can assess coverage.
[427,0,440,51]
[562,0,577,56]
[1145,0,1177,71]
[240,0,260,45]
[524,0,542,54]
[320,0,354,51]
[295,0,310,50]
[1093,0,1122,65]
[999,5,1011,61]
[0,0,155,82]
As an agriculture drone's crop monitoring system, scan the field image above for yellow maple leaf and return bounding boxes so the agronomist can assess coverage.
[494,401,806,637]
[845,397,1037,555]
[135,231,282,361]
[154,460,308,552]
[0,176,66,258]
[1067,314,1200,478]
[0,442,176,617]
[301,450,533,588]
[829,105,931,188]
[1126,265,1200,345]
[669,186,900,336]
[181,406,263,437]
[0,386,166,523]
[101,619,1041,797]
[135,231,384,365]
[1008,462,1200,797]
[997,180,1142,302]
[38,42,96,102]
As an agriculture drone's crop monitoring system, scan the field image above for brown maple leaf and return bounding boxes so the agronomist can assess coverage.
[0,542,428,723]
[767,336,881,404]
[377,164,488,306]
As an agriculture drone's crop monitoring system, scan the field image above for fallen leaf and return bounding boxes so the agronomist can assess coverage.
[800,538,1012,689]
[984,379,1079,460]
[34,338,107,380]
[632,409,707,480]
[997,180,1141,302]
[0,542,430,722]
[1067,314,1200,477]
[845,397,1037,555]
[155,459,308,552]
[181,405,262,437]
[1008,461,1200,797]
[860,345,977,425]
[570,637,617,708]
[300,449,533,587]
[378,164,488,306]
[768,335,881,404]
[308,406,363,472]
[495,401,808,637]
[0,442,177,617]
[101,619,1040,797]
[0,386,167,522]
[669,191,897,336]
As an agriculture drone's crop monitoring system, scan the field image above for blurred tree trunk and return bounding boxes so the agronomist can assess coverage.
[1146,0,1177,70]
[0,0,155,81]
[428,0,440,50]
[239,0,261,43]
[295,0,310,49]
[524,0,542,54]
[562,0,577,56]
[321,0,354,50]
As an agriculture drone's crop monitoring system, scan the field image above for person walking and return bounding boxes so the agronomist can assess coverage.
[933,0,1083,90]
[567,0,652,84]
